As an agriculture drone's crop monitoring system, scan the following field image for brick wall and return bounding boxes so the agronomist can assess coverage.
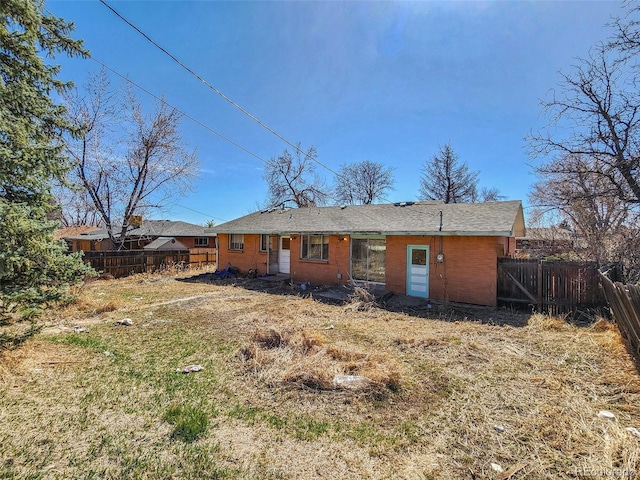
[218,232,506,306]
[175,236,215,250]
[386,235,500,306]
[217,233,269,275]
[289,235,350,286]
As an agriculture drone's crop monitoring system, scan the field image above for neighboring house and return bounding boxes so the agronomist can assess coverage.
[516,227,581,259]
[210,200,526,306]
[122,220,216,250]
[55,226,113,252]
[58,220,216,253]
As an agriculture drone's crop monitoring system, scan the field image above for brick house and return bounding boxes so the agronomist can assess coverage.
[59,220,216,252]
[211,201,525,306]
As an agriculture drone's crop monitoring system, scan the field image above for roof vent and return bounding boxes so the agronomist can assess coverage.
[394,201,414,207]
[340,205,347,210]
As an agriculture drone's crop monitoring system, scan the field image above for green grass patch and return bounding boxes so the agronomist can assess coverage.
[227,403,260,423]
[291,417,330,441]
[54,333,111,352]
[164,405,209,443]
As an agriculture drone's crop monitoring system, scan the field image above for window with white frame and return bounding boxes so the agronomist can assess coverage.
[228,234,244,251]
[194,237,209,247]
[260,234,269,252]
[301,235,329,261]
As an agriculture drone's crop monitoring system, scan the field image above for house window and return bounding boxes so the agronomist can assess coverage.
[229,234,244,251]
[260,234,269,252]
[194,237,209,247]
[301,235,329,261]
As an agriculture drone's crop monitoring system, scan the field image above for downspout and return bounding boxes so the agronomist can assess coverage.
[215,236,219,271]
[266,235,270,275]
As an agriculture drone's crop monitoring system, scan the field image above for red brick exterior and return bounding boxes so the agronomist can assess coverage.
[385,235,501,306]
[289,235,350,286]
[217,233,512,306]
[217,234,269,275]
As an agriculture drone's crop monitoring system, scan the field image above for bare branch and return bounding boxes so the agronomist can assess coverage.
[61,68,199,249]
[334,160,394,205]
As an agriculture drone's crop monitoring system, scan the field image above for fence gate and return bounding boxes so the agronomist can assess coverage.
[497,259,610,315]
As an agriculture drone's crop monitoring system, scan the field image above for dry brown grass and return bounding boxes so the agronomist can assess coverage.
[1,272,639,479]
[238,326,400,394]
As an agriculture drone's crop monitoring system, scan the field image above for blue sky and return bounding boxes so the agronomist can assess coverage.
[46,0,625,226]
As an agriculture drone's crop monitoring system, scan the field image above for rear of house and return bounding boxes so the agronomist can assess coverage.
[211,201,525,306]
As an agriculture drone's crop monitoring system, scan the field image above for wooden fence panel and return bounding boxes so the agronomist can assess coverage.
[498,259,608,315]
[188,248,217,269]
[82,249,215,278]
[599,270,640,364]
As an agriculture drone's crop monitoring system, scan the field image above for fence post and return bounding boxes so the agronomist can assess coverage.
[537,261,543,312]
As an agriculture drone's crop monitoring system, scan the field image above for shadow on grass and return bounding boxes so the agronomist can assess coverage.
[177,273,538,327]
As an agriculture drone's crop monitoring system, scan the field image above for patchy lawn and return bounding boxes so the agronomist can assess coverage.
[1,271,639,479]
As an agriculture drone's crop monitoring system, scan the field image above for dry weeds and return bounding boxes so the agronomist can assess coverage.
[0,271,639,479]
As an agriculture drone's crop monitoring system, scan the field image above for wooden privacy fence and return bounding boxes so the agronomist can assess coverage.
[599,268,640,364]
[497,259,613,315]
[83,249,216,278]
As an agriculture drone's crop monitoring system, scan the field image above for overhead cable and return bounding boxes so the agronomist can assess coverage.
[98,0,343,179]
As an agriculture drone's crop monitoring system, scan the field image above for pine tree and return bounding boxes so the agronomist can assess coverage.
[0,0,93,325]
[419,144,479,204]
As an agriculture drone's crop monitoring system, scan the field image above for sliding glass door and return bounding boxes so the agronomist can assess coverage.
[351,237,386,283]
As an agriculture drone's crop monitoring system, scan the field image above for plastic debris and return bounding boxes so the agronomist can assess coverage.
[73,326,88,333]
[598,410,616,420]
[114,318,133,326]
[103,351,113,357]
[494,425,505,432]
[490,463,504,473]
[178,364,203,374]
[324,324,334,330]
[333,375,372,389]
[626,426,640,438]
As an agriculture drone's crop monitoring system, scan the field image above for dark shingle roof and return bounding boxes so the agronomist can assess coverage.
[126,220,215,238]
[59,220,216,240]
[210,201,525,237]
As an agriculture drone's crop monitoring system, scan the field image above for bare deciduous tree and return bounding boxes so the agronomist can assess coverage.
[527,3,640,277]
[472,187,506,203]
[264,144,328,208]
[53,180,103,227]
[530,154,636,265]
[63,70,199,249]
[334,160,394,205]
[419,144,479,203]
[528,43,640,207]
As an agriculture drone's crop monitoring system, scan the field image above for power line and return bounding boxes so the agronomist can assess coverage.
[86,55,373,211]
[46,5,397,226]
[90,57,268,166]
[98,0,343,180]
[168,203,229,223]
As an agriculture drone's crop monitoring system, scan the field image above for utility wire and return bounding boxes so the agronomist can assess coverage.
[90,57,268,166]
[97,1,400,211]
[48,5,398,225]
[88,55,379,212]
[99,0,343,180]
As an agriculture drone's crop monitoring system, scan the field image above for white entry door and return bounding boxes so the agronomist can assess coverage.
[406,245,429,298]
[279,236,291,274]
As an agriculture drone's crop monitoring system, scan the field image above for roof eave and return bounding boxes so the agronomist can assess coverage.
[213,230,516,237]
